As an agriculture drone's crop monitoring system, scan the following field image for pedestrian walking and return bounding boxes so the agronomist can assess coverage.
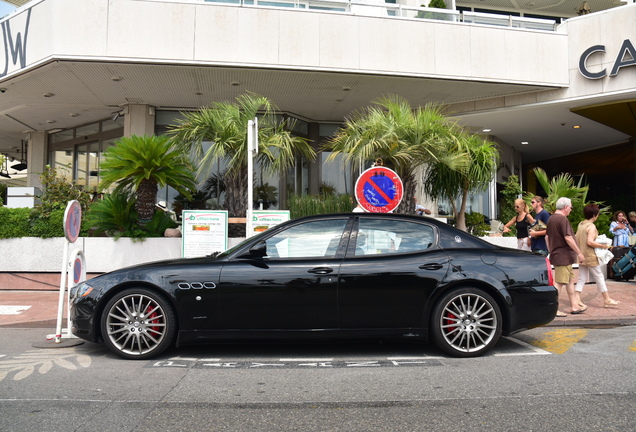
[574,204,620,309]
[503,198,534,251]
[529,195,550,256]
[546,197,587,316]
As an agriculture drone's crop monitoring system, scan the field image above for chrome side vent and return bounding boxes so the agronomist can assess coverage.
[177,282,217,290]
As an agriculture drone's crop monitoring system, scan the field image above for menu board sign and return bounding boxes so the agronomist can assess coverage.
[182,210,228,258]
[250,211,290,235]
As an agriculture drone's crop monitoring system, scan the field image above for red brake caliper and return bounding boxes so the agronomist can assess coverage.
[444,311,457,333]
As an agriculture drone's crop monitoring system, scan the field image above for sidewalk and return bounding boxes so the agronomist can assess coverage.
[548,273,636,327]
[1,271,635,328]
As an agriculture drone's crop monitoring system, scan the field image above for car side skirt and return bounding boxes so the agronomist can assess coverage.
[177,328,429,346]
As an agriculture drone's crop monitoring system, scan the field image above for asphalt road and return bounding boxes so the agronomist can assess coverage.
[1,325,635,431]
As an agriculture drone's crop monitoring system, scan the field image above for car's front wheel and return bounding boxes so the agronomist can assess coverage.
[100,288,176,360]
[431,287,502,357]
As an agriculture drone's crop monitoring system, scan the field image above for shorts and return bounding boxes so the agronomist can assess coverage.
[554,265,574,284]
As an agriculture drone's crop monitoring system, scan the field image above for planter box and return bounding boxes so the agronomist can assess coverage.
[0,235,514,275]
[1,237,245,273]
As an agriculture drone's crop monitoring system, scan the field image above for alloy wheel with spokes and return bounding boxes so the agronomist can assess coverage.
[101,288,176,360]
[431,287,502,357]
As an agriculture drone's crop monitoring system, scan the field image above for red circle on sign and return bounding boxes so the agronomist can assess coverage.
[354,167,403,213]
[64,200,82,243]
[73,257,83,284]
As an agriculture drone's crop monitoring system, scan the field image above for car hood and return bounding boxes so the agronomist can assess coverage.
[84,255,222,289]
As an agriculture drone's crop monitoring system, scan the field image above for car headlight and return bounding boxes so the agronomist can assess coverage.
[71,282,94,299]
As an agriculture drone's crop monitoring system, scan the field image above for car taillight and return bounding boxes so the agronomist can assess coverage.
[545,257,554,286]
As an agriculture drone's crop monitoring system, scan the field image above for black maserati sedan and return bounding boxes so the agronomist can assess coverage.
[70,213,557,360]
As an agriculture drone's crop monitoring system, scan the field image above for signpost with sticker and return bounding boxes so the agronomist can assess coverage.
[354,166,404,213]
[36,201,86,348]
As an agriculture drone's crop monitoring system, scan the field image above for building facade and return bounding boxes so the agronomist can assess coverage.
[0,0,634,217]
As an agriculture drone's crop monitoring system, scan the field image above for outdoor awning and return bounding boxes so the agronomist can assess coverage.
[3,0,31,7]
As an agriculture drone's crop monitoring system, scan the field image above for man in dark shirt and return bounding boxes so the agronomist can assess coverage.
[546,197,586,316]
[529,196,550,256]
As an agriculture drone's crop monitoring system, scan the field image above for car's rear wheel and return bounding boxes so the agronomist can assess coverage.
[431,287,502,357]
[101,288,176,360]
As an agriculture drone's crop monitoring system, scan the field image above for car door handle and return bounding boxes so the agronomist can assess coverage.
[419,263,444,270]
[308,267,334,275]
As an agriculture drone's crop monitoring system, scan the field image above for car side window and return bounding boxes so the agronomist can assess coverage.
[356,219,434,256]
[265,219,348,259]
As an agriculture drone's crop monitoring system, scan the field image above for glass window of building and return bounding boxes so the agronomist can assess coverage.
[321,152,352,196]
[48,119,124,189]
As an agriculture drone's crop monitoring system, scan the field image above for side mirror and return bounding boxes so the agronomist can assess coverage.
[246,241,267,258]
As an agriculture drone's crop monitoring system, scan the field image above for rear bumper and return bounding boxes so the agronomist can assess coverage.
[505,285,558,334]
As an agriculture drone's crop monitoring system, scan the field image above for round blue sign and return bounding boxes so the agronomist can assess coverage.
[354,167,404,213]
[64,200,82,243]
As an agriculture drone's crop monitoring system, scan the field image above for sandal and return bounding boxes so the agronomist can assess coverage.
[604,299,620,308]
[556,311,567,317]
[571,306,588,314]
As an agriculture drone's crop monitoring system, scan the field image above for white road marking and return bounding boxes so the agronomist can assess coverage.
[386,356,444,360]
[494,336,552,356]
[280,358,334,362]
[0,305,32,315]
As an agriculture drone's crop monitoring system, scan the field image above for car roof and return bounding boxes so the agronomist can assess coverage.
[284,213,498,250]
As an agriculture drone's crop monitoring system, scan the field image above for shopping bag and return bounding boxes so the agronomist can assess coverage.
[595,248,614,265]
[595,234,613,265]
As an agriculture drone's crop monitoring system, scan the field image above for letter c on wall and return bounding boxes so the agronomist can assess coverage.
[579,45,606,79]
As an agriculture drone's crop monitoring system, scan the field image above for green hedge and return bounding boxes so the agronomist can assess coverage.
[0,207,89,239]
[288,194,353,219]
[0,207,32,238]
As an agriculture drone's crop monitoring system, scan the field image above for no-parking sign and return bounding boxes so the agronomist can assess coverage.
[63,200,82,243]
[68,249,86,288]
[354,166,403,213]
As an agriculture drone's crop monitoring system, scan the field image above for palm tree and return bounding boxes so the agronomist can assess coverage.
[99,135,197,224]
[423,132,499,231]
[529,167,610,231]
[530,167,589,214]
[326,95,466,214]
[168,93,316,218]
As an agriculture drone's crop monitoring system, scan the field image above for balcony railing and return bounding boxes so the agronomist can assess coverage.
[197,0,559,31]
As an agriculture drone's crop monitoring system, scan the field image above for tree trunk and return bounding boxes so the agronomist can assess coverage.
[136,179,158,225]
[225,167,248,218]
[397,175,416,215]
[456,185,469,231]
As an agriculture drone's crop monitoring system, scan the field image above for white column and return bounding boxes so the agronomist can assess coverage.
[123,104,156,137]
[26,131,48,189]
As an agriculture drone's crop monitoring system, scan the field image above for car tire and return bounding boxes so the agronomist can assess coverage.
[431,287,502,358]
[100,287,177,360]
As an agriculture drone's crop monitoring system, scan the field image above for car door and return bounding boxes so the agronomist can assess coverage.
[216,217,352,330]
[338,217,450,329]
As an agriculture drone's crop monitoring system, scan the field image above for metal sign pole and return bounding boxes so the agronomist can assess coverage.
[36,200,85,348]
[54,239,69,343]
[246,118,258,238]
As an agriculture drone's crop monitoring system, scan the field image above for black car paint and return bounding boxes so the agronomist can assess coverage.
[70,213,557,353]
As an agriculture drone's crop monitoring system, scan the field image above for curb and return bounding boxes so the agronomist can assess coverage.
[546,316,636,327]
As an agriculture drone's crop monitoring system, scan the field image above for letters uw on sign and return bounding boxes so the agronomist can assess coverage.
[0,8,31,78]
[579,39,636,79]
